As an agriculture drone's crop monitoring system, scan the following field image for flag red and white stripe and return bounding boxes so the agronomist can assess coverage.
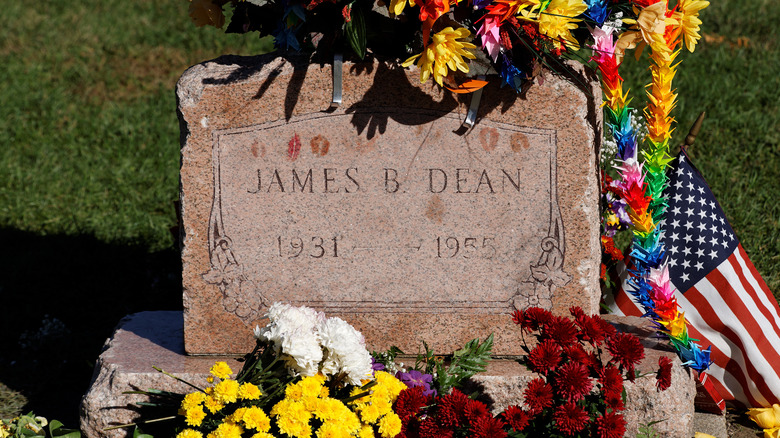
[606,151,780,408]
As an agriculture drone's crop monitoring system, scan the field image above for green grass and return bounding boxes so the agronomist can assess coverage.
[0,0,777,429]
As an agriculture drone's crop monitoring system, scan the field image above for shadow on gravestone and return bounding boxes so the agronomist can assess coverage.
[0,227,180,427]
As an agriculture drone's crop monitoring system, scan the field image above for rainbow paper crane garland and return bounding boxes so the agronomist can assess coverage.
[593,0,711,372]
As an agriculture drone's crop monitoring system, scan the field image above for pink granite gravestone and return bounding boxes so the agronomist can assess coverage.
[178,54,602,356]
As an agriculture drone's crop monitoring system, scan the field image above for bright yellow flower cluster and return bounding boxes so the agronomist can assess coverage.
[350,371,406,438]
[271,374,359,438]
[402,27,477,87]
[748,404,780,438]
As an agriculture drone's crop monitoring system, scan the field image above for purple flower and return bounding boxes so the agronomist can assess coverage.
[371,357,386,373]
[396,370,437,397]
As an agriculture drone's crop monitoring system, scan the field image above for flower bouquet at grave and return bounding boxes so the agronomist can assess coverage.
[372,306,673,438]
[187,0,707,92]
[119,303,408,438]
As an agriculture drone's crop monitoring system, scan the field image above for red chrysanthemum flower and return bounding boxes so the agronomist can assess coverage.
[541,315,579,346]
[519,307,553,331]
[562,344,589,364]
[419,417,453,438]
[523,378,554,415]
[512,309,524,325]
[437,388,469,428]
[555,361,593,402]
[596,316,617,339]
[599,365,623,395]
[553,402,590,435]
[469,414,508,438]
[595,411,627,438]
[464,399,490,423]
[394,386,431,421]
[656,356,673,391]
[501,405,531,432]
[528,339,562,375]
[606,332,645,380]
[576,315,608,346]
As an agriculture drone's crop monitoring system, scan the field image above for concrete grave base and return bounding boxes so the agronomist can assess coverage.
[81,312,697,438]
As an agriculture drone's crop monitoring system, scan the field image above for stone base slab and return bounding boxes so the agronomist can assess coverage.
[81,312,697,437]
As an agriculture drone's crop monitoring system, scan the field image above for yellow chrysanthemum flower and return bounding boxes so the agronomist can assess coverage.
[537,0,588,50]
[677,0,709,52]
[231,408,248,423]
[185,405,207,427]
[273,399,313,438]
[374,371,410,401]
[315,421,352,438]
[402,27,477,87]
[242,406,272,432]
[210,361,233,380]
[377,412,402,438]
[182,392,207,411]
[211,421,244,438]
[372,396,392,417]
[357,425,374,438]
[204,395,225,414]
[189,0,225,29]
[313,397,343,421]
[213,379,240,404]
[359,403,382,424]
[238,382,262,400]
[177,429,204,438]
[250,433,276,438]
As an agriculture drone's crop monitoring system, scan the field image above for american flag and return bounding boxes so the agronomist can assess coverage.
[606,149,780,408]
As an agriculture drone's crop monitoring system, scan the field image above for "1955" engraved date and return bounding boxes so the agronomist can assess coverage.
[435,236,496,259]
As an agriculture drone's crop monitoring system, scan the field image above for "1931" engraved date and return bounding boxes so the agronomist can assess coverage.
[277,236,339,258]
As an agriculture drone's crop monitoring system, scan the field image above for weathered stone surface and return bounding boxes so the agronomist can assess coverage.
[79,312,241,438]
[178,54,602,355]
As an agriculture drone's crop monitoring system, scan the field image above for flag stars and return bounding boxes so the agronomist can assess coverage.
[674,193,683,203]
[669,258,678,267]
[687,194,696,204]
[687,182,696,192]
[681,272,690,282]
[686,208,695,217]
[669,245,679,255]
[697,186,705,194]
[696,248,705,258]
[671,220,680,229]
[682,259,691,269]
[698,197,708,206]
[670,232,679,242]
[672,206,681,216]
[709,249,719,259]
[697,222,708,233]
[697,235,707,246]
[710,201,716,209]
[711,237,720,247]
[683,247,692,257]
[684,234,693,243]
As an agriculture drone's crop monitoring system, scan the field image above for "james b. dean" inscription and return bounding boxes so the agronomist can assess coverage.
[203,110,570,323]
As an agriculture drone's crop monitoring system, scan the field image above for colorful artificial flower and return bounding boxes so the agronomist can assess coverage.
[677,0,709,52]
[537,0,588,50]
[403,27,477,87]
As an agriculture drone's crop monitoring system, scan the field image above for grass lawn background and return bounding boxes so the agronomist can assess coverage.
[0,0,777,431]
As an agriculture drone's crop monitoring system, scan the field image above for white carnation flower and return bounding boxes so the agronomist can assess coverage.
[318,317,373,385]
[257,303,325,376]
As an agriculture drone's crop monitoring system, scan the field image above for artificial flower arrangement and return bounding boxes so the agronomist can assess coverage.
[187,0,706,93]
[748,404,780,438]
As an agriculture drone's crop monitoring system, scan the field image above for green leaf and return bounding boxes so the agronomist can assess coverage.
[132,426,154,438]
[343,3,366,60]
[435,334,494,393]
